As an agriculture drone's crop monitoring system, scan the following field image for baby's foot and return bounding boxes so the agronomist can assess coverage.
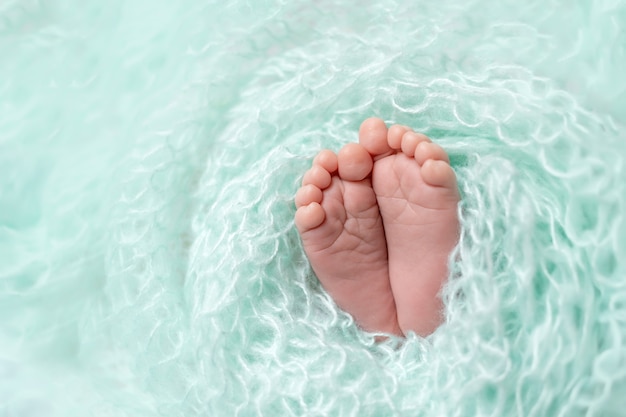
[359,118,460,336]
[295,145,401,336]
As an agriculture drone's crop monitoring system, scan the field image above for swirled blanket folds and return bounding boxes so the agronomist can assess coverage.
[1,1,625,416]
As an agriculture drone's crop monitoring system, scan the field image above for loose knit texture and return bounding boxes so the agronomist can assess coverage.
[1,0,625,416]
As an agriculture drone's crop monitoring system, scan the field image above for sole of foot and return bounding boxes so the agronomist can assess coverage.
[295,145,402,336]
[359,117,460,337]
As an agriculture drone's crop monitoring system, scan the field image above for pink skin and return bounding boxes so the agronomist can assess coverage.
[295,118,460,337]
[295,146,401,335]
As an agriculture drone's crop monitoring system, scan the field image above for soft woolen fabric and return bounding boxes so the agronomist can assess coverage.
[1,0,625,416]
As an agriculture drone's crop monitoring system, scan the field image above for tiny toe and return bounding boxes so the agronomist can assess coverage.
[313,150,338,173]
[358,117,392,156]
[421,159,458,189]
[387,125,411,150]
[415,141,450,165]
[295,184,323,208]
[302,165,332,189]
[400,131,431,157]
[295,202,325,232]
[337,143,374,181]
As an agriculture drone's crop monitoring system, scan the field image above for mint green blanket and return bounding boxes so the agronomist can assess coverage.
[1,1,625,415]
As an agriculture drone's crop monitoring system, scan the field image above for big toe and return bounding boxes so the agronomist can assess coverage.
[358,117,392,156]
[337,143,374,181]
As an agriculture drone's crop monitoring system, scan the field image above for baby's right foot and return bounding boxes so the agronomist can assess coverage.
[359,118,460,337]
[295,145,401,336]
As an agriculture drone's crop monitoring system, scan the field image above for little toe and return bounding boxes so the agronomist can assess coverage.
[337,143,374,181]
[415,141,450,165]
[295,184,323,208]
[303,165,332,189]
[313,150,338,173]
[387,125,411,150]
[421,159,458,190]
[295,202,326,232]
[400,131,431,157]
[358,117,392,156]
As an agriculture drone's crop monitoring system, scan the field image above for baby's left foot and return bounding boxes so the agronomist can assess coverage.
[295,145,401,336]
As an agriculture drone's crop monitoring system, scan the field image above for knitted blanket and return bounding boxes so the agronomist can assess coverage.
[1,0,625,415]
